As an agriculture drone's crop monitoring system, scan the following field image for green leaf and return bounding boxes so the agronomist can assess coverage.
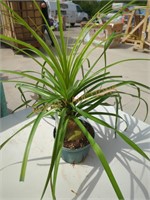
[74,106,150,161]
[0,119,35,150]
[74,118,124,200]
[41,108,68,200]
[117,131,150,161]
[20,111,45,181]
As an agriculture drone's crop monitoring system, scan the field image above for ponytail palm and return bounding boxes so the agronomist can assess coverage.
[0,1,150,200]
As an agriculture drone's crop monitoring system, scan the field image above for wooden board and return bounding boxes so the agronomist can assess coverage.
[0,0,43,48]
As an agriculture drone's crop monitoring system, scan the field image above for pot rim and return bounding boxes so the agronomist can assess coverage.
[62,143,91,152]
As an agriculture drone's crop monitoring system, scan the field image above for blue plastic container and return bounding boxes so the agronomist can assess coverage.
[61,144,91,164]
[0,82,8,118]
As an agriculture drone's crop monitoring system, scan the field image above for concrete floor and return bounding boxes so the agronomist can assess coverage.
[0,27,150,124]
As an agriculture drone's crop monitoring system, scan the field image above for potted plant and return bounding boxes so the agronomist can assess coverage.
[0,1,150,200]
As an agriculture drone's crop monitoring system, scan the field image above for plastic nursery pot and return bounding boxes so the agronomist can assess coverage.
[61,144,91,164]
[53,119,95,164]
